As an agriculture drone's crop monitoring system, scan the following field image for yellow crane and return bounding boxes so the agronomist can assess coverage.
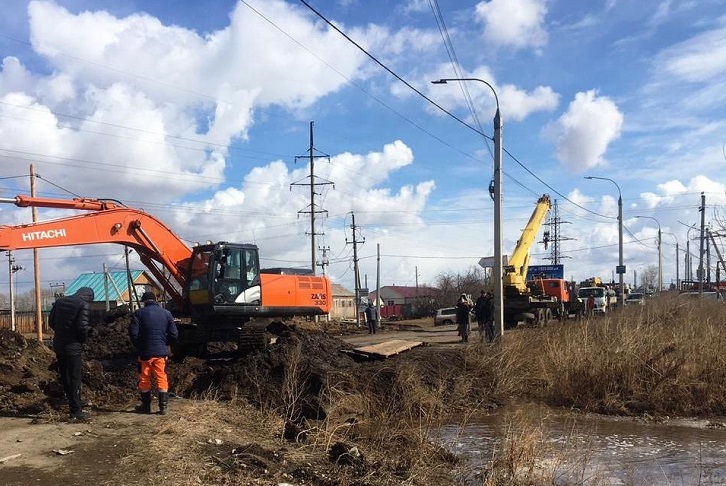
[503,194,552,296]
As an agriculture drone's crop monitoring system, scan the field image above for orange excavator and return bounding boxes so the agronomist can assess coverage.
[0,195,331,356]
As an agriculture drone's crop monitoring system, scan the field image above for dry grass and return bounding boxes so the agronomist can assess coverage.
[115,295,726,485]
[492,294,726,416]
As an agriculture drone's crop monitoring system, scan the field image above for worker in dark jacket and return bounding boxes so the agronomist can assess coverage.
[48,287,94,421]
[455,293,472,343]
[129,291,178,415]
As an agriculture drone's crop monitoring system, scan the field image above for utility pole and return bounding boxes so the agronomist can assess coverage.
[708,232,726,287]
[675,242,679,290]
[376,243,381,330]
[7,251,23,332]
[318,245,330,322]
[346,211,364,327]
[706,228,711,285]
[103,263,111,311]
[317,246,330,276]
[699,192,705,296]
[291,122,333,275]
[30,165,43,341]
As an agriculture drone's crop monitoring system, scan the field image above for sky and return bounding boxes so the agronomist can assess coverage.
[1,0,725,299]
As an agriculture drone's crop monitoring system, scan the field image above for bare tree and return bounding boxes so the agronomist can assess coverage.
[640,265,658,291]
[432,266,487,308]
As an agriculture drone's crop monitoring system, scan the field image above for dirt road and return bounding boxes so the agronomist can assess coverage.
[340,319,480,349]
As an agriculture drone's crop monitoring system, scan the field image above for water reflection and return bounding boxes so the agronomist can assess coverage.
[433,404,726,485]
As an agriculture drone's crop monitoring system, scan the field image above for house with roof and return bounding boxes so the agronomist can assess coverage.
[329,283,356,321]
[367,285,439,319]
[64,270,162,311]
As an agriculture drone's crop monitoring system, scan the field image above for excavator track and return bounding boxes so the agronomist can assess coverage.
[238,321,270,354]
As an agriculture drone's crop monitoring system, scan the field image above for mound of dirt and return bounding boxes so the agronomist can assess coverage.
[0,315,367,418]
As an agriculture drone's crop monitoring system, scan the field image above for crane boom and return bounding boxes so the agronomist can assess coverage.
[503,194,551,294]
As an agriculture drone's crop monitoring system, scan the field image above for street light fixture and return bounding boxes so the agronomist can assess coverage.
[584,176,625,307]
[635,216,662,292]
[432,77,503,340]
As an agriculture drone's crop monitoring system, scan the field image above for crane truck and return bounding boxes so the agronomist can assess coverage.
[502,194,580,326]
[0,195,331,357]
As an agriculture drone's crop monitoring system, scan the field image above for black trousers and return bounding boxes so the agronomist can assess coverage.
[367,319,377,334]
[56,353,83,415]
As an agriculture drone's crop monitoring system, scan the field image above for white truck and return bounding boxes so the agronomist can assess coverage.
[578,286,610,314]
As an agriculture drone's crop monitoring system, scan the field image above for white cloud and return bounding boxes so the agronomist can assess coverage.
[499,84,559,122]
[166,140,433,256]
[0,0,404,202]
[657,24,726,83]
[0,57,34,94]
[548,90,623,172]
[403,0,429,14]
[421,64,559,122]
[474,0,548,51]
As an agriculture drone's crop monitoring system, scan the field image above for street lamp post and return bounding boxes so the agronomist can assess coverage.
[679,221,698,286]
[635,216,662,292]
[585,176,625,307]
[663,232,679,289]
[432,77,503,340]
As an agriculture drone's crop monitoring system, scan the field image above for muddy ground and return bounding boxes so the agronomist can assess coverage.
[0,318,488,485]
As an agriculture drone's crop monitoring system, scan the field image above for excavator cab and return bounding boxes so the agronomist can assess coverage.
[185,242,261,309]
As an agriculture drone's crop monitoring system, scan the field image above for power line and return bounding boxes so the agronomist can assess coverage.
[296,0,614,220]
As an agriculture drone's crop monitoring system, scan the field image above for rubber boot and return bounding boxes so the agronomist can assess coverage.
[135,391,152,414]
[158,391,169,415]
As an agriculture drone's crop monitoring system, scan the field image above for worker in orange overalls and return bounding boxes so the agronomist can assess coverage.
[129,291,178,415]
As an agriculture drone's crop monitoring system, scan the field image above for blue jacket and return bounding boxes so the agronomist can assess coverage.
[129,301,178,358]
[49,287,94,356]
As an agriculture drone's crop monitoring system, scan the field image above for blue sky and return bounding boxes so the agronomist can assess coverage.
[1,0,725,297]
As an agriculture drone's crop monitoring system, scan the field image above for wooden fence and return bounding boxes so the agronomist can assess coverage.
[0,310,51,335]
[0,309,116,336]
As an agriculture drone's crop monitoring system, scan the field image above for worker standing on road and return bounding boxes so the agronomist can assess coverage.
[475,290,495,343]
[49,287,95,421]
[129,291,178,415]
[364,301,377,334]
[456,293,472,343]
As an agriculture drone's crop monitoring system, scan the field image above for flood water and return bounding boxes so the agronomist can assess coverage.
[433,405,726,485]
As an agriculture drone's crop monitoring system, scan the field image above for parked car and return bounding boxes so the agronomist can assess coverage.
[434,307,457,326]
[434,306,476,326]
[625,292,645,305]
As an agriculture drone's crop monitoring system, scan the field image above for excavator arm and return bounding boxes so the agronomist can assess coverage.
[0,196,191,307]
[503,194,551,294]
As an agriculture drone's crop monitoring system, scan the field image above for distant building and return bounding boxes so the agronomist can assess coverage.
[64,270,162,311]
[368,285,438,319]
[329,283,356,320]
